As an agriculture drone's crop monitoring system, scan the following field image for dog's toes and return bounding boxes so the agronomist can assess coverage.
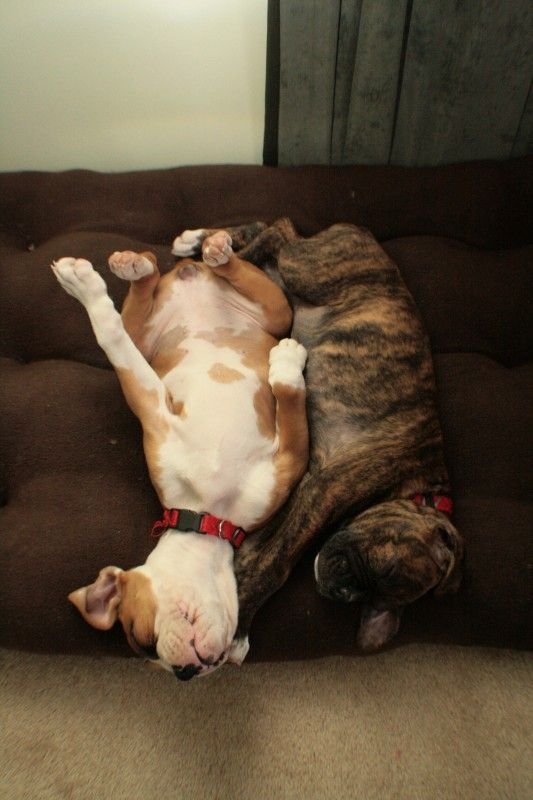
[268,338,307,389]
[171,229,207,257]
[51,257,107,305]
[202,231,233,267]
[108,251,154,281]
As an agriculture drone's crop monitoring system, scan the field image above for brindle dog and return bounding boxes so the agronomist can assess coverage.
[181,219,464,652]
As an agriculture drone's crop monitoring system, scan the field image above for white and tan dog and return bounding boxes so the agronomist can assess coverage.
[52,230,308,679]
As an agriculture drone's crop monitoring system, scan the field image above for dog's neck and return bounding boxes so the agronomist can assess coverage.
[145,529,234,577]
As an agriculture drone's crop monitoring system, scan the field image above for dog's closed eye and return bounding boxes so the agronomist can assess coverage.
[138,642,158,660]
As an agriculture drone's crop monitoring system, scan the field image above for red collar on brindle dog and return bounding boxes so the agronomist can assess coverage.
[411,493,453,515]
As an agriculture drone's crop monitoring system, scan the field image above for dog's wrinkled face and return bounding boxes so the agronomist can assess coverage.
[68,535,249,679]
[314,500,463,651]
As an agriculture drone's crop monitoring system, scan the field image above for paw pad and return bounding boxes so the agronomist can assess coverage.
[51,257,107,305]
[108,251,154,281]
[202,231,233,268]
[268,338,307,389]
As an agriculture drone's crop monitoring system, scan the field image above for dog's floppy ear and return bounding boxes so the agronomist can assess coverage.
[68,566,124,630]
[431,521,464,596]
[357,605,402,651]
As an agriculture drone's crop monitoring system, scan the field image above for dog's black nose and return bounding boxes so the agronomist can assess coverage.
[172,664,201,681]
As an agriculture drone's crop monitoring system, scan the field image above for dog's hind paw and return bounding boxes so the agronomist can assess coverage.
[202,231,233,268]
[171,229,207,257]
[108,251,155,281]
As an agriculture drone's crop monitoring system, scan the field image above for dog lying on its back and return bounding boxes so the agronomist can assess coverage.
[52,230,308,679]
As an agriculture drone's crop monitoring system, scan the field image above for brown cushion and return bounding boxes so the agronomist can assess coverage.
[0,159,531,658]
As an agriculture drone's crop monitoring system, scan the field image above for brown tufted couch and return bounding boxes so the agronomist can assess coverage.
[0,158,531,660]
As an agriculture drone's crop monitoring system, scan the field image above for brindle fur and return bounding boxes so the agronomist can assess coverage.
[218,219,464,651]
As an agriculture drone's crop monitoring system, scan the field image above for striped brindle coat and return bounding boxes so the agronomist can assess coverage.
[224,219,464,652]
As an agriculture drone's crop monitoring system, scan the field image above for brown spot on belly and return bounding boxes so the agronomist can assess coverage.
[195,327,275,381]
[151,345,188,378]
[171,399,187,417]
[208,362,245,383]
[253,383,276,440]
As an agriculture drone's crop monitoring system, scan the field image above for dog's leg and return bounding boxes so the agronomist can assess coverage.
[225,341,308,664]
[237,218,299,266]
[268,338,309,483]
[171,229,209,258]
[171,222,268,259]
[51,258,167,424]
[202,231,293,337]
[108,250,160,356]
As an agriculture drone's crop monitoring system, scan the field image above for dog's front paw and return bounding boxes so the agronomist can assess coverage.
[227,636,250,666]
[268,338,307,390]
[171,229,207,257]
[202,231,233,268]
[108,251,154,281]
[51,257,108,306]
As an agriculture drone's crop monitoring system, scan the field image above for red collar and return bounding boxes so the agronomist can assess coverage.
[151,508,246,548]
[411,493,453,515]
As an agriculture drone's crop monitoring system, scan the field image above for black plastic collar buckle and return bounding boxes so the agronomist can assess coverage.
[174,509,205,532]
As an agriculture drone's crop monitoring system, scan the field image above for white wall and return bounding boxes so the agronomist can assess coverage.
[0,0,267,172]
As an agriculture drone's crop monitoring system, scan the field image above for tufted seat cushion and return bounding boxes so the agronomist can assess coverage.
[0,159,531,659]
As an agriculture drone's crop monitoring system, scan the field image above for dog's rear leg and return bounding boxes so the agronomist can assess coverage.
[202,231,293,337]
[269,338,309,492]
[51,257,168,425]
[108,251,161,355]
[171,223,268,259]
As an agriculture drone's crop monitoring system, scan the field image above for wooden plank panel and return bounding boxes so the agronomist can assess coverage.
[338,0,409,164]
[392,0,533,166]
[512,80,533,157]
[330,0,364,163]
[278,0,340,165]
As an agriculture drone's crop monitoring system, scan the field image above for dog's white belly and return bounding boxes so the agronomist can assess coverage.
[147,275,277,529]
[156,390,276,524]
[146,267,263,351]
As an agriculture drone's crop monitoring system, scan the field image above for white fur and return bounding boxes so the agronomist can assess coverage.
[52,258,166,395]
[171,228,206,257]
[268,337,307,390]
[153,330,277,526]
[228,636,250,665]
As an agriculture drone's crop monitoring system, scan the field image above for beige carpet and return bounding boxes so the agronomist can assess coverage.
[1,644,531,799]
